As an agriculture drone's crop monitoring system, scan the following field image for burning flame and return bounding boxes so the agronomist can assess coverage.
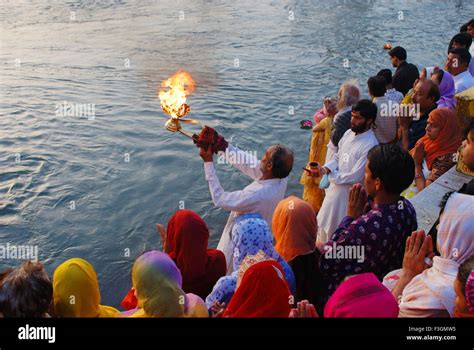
[158,69,195,119]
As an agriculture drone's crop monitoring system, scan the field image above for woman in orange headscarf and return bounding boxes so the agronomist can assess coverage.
[403,108,462,198]
[272,196,321,304]
[164,210,226,299]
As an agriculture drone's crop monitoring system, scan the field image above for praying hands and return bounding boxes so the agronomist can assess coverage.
[289,300,319,318]
[391,230,435,300]
[347,183,368,219]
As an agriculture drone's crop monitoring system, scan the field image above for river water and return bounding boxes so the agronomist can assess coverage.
[1,0,472,306]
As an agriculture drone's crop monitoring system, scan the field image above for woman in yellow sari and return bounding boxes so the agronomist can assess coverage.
[119,250,208,318]
[52,258,119,317]
[300,114,333,212]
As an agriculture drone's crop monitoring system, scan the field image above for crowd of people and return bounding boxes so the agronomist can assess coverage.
[1,19,474,319]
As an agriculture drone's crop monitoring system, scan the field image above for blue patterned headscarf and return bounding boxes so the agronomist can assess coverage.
[205,213,296,309]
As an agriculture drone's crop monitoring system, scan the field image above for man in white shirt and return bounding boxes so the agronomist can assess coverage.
[199,140,293,274]
[312,100,379,244]
[446,48,474,94]
[449,32,474,76]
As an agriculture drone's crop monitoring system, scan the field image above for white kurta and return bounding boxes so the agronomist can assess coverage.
[203,144,288,274]
[453,70,474,94]
[316,128,379,243]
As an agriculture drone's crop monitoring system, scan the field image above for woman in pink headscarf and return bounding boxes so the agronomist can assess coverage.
[323,273,399,318]
[289,272,399,318]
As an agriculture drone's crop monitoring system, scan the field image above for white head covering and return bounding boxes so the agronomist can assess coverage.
[425,66,435,79]
[399,193,474,316]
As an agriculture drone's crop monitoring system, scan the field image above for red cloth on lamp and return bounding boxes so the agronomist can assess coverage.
[193,126,228,154]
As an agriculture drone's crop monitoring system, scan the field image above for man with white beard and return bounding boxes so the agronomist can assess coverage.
[324,80,361,163]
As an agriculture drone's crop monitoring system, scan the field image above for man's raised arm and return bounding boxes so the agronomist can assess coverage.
[221,144,262,180]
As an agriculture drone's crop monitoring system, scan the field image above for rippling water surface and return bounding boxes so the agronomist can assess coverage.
[1,0,472,306]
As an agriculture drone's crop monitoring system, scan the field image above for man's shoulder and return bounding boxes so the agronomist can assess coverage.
[250,176,288,191]
[385,197,417,224]
[340,108,352,116]
[339,128,354,142]
[335,109,352,124]
[400,197,416,214]
[363,130,379,146]
[403,62,419,73]
[462,72,474,84]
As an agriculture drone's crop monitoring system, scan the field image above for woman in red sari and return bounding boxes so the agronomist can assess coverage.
[221,260,292,318]
[163,210,226,299]
[121,210,226,308]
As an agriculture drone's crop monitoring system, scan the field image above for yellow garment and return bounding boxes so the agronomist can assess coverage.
[300,116,332,212]
[455,86,474,119]
[183,293,209,318]
[401,89,414,105]
[122,294,208,318]
[125,250,208,318]
[53,258,119,317]
[131,251,186,317]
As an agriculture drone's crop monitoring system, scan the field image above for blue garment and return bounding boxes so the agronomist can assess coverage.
[205,213,296,308]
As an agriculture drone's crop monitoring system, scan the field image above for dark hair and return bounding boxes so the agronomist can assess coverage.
[449,47,472,66]
[460,24,468,32]
[432,69,444,85]
[368,144,415,194]
[269,145,293,179]
[452,32,472,49]
[0,261,52,317]
[389,46,407,61]
[457,255,474,295]
[367,76,387,97]
[464,119,474,139]
[467,19,474,29]
[427,79,441,102]
[352,99,377,123]
[377,69,393,85]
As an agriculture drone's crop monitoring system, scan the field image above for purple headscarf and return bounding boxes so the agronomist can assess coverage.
[437,69,456,110]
